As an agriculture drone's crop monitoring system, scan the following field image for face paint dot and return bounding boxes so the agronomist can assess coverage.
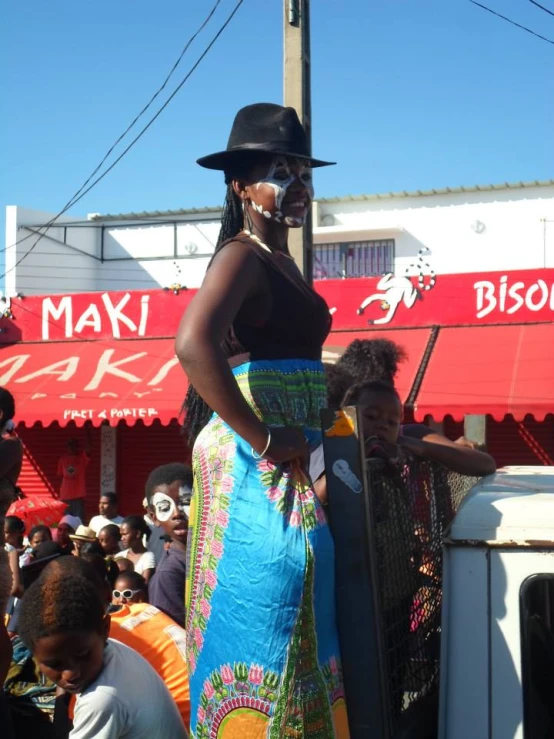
[263,211,271,219]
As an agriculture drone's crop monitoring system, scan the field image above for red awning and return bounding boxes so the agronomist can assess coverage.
[414,324,554,422]
[2,329,432,428]
[1,338,186,427]
[324,328,432,402]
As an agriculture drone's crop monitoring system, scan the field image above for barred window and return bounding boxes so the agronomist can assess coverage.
[313,239,395,280]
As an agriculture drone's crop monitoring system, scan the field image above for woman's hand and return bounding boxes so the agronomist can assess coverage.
[264,427,309,464]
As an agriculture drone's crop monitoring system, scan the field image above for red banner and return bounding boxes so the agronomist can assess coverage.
[1,268,553,344]
[317,269,554,330]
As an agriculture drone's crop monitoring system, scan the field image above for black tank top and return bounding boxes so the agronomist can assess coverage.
[220,234,332,363]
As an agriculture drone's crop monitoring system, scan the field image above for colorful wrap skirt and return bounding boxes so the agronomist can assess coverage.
[185,359,349,738]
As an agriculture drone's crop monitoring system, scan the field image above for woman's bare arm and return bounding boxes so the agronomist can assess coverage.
[176,242,307,461]
[176,243,269,452]
[399,432,496,476]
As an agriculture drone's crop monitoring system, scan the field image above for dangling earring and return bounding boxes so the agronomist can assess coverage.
[243,199,255,235]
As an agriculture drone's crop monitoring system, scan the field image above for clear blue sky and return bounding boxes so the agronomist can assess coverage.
[2,0,553,283]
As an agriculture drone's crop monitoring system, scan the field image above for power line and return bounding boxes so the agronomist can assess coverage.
[4,1,224,258]
[1,0,242,275]
[60,0,226,221]
[468,0,554,45]
[528,0,554,19]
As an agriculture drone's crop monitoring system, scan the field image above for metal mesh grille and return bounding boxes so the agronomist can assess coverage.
[365,455,477,732]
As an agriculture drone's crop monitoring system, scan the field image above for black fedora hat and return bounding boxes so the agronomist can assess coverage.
[197,103,335,171]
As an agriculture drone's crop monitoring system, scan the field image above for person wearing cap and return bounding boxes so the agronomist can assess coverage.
[68,525,96,558]
[177,104,347,736]
[56,514,81,556]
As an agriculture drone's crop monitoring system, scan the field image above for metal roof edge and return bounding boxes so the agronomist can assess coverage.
[89,205,222,222]
[91,179,554,221]
[317,179,554,205]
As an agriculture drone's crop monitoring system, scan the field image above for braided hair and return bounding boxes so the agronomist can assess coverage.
[181,153,271,446]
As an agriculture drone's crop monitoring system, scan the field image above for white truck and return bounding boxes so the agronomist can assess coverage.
[322,408,553,739]
[441,466,554,739]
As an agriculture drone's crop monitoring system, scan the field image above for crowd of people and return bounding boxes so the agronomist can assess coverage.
[0,103,498,738]
[1,462,193,737]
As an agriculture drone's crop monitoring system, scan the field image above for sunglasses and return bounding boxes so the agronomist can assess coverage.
[112,588,142,600]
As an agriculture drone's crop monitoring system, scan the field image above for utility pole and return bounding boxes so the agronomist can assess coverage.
[284,0,312,283]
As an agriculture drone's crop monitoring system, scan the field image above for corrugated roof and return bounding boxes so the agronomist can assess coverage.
[92,179,554,222]
[317,179,554,204]
[89,205,221,222]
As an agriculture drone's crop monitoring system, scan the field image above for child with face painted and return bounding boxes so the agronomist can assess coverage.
[145,463,192,627]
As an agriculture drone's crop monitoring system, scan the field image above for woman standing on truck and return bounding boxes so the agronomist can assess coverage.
[177,103,348,737]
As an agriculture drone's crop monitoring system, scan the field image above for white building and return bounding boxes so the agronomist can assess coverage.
[4,179,554,295]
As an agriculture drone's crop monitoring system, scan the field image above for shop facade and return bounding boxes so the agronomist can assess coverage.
[1,266,553,515]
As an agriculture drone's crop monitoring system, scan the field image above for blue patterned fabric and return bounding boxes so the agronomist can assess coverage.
[185,359,349,738]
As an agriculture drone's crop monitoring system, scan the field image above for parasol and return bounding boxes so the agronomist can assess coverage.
[7,495,68,530]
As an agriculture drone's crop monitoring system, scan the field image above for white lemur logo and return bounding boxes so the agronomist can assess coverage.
[357,248,436,325]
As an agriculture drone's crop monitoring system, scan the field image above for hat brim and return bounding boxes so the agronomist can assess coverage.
[197,145,335,171]
[69,535,96,542]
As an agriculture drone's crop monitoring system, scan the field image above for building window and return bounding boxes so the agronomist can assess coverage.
[313,239,395,280]
[520,574,554,737]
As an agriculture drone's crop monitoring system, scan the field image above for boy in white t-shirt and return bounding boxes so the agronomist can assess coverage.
[17,564,187,738]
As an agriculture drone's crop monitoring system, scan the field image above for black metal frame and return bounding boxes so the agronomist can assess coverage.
[322,406,392,738]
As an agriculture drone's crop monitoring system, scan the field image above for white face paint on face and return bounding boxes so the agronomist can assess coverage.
[152,487,191,523]
[178,486,191,519]
[250,156,314,227]
[152,492,175,522]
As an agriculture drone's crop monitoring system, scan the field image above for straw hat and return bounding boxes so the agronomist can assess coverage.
[69,525,96,542]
